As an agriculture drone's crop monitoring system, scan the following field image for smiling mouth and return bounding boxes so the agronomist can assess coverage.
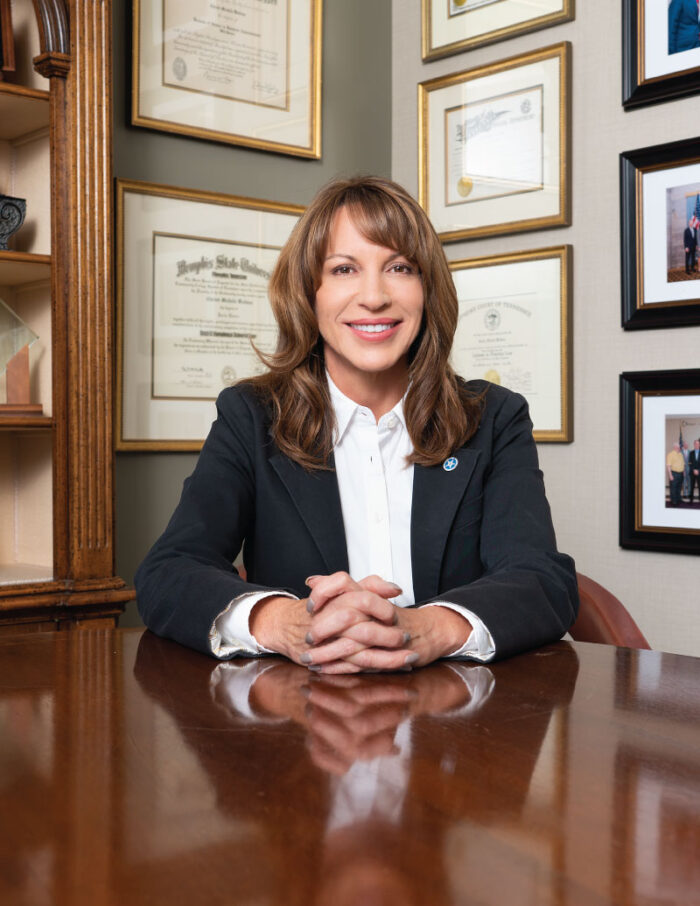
[348,321,399,333]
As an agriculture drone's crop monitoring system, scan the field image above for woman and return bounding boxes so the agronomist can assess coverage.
[135,176,578,672]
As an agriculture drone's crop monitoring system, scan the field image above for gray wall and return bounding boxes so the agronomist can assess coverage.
[392,1,700,656]
[114,0,393,626]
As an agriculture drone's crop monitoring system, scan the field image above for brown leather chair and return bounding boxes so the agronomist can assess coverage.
[570,573,650,649]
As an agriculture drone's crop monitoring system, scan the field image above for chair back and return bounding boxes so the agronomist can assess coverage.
[570,573,650,649]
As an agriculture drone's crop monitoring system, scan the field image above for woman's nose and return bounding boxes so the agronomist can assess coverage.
[358,270,390,308]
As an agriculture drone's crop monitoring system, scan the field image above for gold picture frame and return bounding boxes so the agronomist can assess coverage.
[132,0,322,159]
[449,246,572,442]
[421,0,574,62]
[419,42,571,243]
[116,178,303,451]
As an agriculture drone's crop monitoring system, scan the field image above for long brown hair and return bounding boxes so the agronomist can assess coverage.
[250,176,483,469]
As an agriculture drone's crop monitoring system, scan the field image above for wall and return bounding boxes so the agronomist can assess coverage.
[392,1,700,656]
[114,0,393,627]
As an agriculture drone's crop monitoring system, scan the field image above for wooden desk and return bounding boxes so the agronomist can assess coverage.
[1,630,699,905]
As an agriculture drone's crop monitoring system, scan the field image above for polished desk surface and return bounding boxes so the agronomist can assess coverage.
[1,630,700,906]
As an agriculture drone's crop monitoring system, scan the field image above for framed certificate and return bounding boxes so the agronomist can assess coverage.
[620,370,700,555]
[132,0,322,158]
[419,43,570,243]
[621,138,700,330]
[116,179,303,451]
[450,246,572,442]
[422,0,574,61]
[623,0,700,109]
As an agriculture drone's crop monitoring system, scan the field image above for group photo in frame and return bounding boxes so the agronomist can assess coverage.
[421,0,574,61]
[116,179,303,451]
[623,0,700,108]
[419,42,570,243]
[621,137,700,329]
[449,246,572,442]
[132,0,323,158]
[620,369,700,555]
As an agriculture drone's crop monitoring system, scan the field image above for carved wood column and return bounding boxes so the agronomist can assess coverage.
[35,0,120,585]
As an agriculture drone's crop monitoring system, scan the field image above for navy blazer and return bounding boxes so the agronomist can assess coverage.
[135,380,579,660]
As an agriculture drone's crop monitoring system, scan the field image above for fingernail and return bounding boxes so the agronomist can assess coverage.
[306,597,315,613]
[389,583,402,592]
[305,575,320,585]
[305,631,314,645]
[404,653,419,666]
[400,665,413,672]
[308,665,322,672]
[402,632,411,644]
[392,611,399,625]
[301,652,312,665]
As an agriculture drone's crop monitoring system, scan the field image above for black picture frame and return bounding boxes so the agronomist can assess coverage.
[623,0,700,109]
[621,138,700,330]
[620,369,700,555]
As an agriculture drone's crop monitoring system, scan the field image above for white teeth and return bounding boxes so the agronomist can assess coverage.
[351,323,396,333]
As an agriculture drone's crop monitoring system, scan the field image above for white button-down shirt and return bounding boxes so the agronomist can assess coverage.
[210,377,495,660]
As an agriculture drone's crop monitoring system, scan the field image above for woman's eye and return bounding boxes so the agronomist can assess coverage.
[390,262,414,274]
[332,264,354,275]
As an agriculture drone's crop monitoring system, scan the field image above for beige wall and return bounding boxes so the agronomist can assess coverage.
[392,1,700,656]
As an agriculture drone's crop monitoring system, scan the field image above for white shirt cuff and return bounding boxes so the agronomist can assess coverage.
[419,602,496,662]
[208,589,299,659]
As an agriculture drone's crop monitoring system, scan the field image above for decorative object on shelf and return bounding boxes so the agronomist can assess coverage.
[132,0,322,159]
[0,194,26,249]
[621,138,700,330]
[0,296,42,416]
[620,369,700,555]
[422,0,574,61]
[116,178,303,451]
[449,245,572,442]
[623,0,700,109]
[419,43,570,243]
[0,0,15,80]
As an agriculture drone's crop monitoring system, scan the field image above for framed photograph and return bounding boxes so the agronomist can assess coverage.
[419,42,570,243]
[421,0,574,61]
[620,369,700,555]
[132,0,322,159]
[450,246,572,442]
[116,178,303,451]
[621,138,700,330]
[623,0,700,109]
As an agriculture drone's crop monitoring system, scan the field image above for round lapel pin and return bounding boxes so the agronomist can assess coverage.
[443,456,458,472]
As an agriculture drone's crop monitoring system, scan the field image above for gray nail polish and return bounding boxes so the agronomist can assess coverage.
[404,652,420,666]
[301,652,312,665]
[308,665,322,672]
[305,631,314,645]
[306,597,315,613]
[402,632,411,644]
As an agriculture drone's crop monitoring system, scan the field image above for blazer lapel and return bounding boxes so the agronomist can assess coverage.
[270,453,349,574]
[411,449,480,602]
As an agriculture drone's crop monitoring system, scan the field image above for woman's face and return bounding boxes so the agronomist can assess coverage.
[314,206,424,400]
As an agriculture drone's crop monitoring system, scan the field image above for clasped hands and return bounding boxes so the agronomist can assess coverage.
[249,571,471,675]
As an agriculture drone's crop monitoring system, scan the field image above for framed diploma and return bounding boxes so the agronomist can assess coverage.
[132,0,322,158]
[419,43,570,243]
[621,138,700,330]
[620,370,700,555]
[422,0,574,61]
[450,246,572,442]
[623,0,700,109]
[116,179,303,451]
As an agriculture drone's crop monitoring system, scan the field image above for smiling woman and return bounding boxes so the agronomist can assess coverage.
[135,175,579,673]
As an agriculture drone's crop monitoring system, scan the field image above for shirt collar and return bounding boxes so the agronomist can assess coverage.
[326,372,408,444]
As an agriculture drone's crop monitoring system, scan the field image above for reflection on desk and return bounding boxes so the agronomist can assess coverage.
[0,629,699,905]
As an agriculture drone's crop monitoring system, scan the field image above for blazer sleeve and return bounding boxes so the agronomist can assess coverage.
[134,388,286,656]
[418,389,579,660]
